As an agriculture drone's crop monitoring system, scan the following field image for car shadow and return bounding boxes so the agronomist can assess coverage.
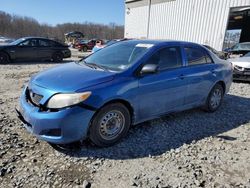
[51,94,250,159]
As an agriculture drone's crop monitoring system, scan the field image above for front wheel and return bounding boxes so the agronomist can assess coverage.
[204,84,224,112]
[89,103,131,147]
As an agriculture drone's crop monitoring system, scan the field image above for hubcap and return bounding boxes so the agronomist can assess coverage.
[210,88,222,109]
[99,110,125,140]
[0,55,6,63]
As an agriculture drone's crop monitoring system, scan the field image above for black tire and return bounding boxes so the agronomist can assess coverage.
[89,103,131,147]
[83,46,88,52]
[52,52,63,62]
[204,83,224,112]
[0,52,10,64]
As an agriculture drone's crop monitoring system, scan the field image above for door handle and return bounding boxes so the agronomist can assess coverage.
[210,69,216,74]
[178,74,185,80]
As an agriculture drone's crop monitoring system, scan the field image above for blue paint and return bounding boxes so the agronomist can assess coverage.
[18,40,232,144]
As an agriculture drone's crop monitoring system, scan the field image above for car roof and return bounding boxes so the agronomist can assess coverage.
[122,39,203,48]
[20,37,54,40]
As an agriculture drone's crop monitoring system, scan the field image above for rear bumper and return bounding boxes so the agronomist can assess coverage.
[17,89,95,144]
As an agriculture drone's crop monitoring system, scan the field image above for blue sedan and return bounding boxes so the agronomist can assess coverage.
[17,40,232,147]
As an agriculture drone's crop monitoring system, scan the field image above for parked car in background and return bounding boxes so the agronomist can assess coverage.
[203,45,226,59]
[225,42,250,59]
[0,37,71,63]
[17,40,232,147]
[77,39,102,52]
[228,52,250,81]
[72,39,87,48]
[0,36,14,45]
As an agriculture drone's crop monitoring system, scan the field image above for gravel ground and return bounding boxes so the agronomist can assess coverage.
[0,55,250,188]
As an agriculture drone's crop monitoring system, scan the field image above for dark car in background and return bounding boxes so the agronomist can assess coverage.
[0,37,71,64]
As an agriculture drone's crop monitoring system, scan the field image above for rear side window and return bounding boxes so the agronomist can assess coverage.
[185,47,211,65]
[39,40,50,47]
[147,47,183,71]
[39,40,59,47]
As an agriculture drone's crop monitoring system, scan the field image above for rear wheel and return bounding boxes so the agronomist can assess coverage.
[52,52,63,62]
[204,84,224,112]
[0,52,10,64]
[89,103,131,147]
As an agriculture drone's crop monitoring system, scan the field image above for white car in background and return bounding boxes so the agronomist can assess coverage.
[229,52,250,81]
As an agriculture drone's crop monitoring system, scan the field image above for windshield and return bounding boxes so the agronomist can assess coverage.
[232,43,250,51]
[244,52,250,57]
[81,41,153,71]
[10,38,26,45]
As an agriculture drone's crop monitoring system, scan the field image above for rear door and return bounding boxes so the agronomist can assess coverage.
[137,46,188,120]
[15,39,38,61]
[37,39,54,60]
[182,46,217,105]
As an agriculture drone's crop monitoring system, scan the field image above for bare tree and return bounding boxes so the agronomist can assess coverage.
[0,11,124,41]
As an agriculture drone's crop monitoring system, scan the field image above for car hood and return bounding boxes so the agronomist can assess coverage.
[229,57,250,68]
[0,44,15,48]
[31,62,115,92]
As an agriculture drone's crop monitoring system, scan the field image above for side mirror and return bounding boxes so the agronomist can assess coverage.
[140,64,158,75]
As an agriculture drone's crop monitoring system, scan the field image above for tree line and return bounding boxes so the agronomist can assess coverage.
[0,11,124,42]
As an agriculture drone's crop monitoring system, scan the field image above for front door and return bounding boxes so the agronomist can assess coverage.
[137,46,188,120]
[15,39,38,61]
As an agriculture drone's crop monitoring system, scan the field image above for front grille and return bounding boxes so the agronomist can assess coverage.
[26,88,43,106]
[245,67,250,72]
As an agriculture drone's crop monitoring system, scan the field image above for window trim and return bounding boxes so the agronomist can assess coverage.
[144,46,185,73]
[183,46,214,67]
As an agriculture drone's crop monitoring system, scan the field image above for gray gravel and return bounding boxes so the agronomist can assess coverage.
[0,57,250,188]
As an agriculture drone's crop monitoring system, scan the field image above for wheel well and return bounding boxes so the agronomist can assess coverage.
[0,51,11,60]
[87,99,135,136]
[102,99,134,120]
[216,81,226,94]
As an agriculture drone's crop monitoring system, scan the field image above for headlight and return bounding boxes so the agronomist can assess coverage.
[233,64,244,71]
[47,91,91,109]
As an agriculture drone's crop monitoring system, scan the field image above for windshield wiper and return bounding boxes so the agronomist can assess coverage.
[85,62,109,71]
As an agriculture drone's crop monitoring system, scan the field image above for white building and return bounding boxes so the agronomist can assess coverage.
[125,0,250,50]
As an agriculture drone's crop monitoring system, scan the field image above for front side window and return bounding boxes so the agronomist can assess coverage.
[19,39,37,47]
[146,47,183,71]
[185,47,208,65]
